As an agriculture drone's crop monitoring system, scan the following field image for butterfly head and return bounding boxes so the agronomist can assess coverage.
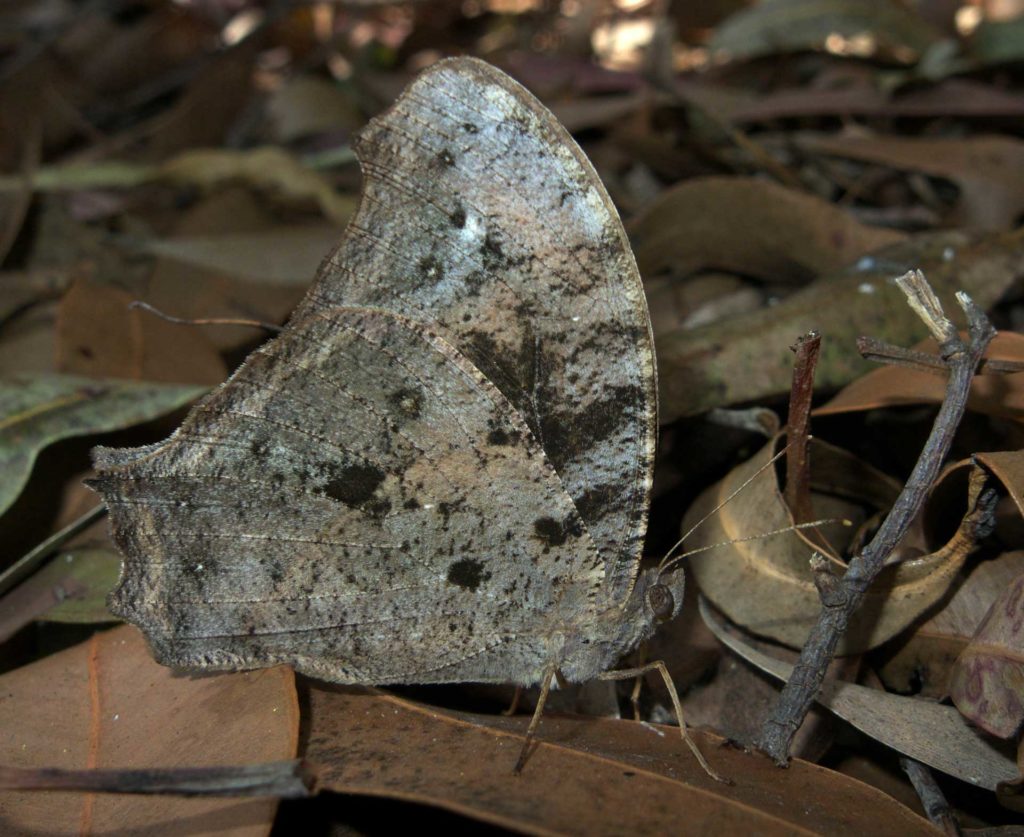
[645,565,686,625]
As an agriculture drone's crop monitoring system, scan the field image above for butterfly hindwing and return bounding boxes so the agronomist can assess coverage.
[92,307,604,686]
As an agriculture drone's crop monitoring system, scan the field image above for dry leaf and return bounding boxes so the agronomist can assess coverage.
[629,176,904,284]
[816,331,1024,422]
[0,374,204,517]
[797,134,1024,231]
[0,625,298,836]
[950,571,1024,738]
[700,598,1018,791]
[265,75,363,144]
[55,276,228,385]
[685,435,987,652]
[657,228,1024,420]
[879,551,1024,698]
[307,685,937,835]
[709,0,942,64]
[138,224,343,286]
[143,190,314,354]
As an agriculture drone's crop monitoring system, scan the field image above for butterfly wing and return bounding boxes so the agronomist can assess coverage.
[295,58,656,603]
[90,308,604,686]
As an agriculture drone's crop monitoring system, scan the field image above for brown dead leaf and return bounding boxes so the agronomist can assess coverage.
[798,134,1024,230]
[879,551,1024,698]
[950,571,1024,739]
[144,190,314,355]
[266,75,363,144]
[147,39,259,159]
[629,176,904,284]
[816,332,1024,422]
[686,435,986,653]
[306,685,936,836]
[0,625,298,835]
[0,298,59,378]
[56,275,227,385]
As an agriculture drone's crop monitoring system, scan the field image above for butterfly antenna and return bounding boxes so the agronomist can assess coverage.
[129,301,283,334]
[659,518,852,577]
[657,442,793,576]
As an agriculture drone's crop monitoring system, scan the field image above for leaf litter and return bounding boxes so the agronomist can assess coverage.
[1,0,1024,832]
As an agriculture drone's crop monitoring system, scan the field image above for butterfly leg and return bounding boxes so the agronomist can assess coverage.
[513,663,558,774]
[502,686,522,716]
[628,644,650,721]
[598,661,729,784]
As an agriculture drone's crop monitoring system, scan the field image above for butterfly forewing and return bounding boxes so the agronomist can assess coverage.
[295,58,656,603]
[92,308,604,685]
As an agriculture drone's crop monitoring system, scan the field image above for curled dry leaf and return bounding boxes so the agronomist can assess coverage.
[950,571,1024,739]
[306,685,936,836]
[815,331,1024,422]
[879,550,1024,698]
[657,227,1024,420]
[976,450,1024,520]
[797,134,1024,231]
[0,625,298,836]
[685,435,988,653]
[700,598,1018,791]
[0,374,205,518]
[629,176,904,284]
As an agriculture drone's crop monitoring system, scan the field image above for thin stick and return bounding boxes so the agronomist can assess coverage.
[900,757,962,837]
[857,335,1024,375]
[0,504,107,598]
[784,332,820,527]
[0,761,314,798]
[756,272,997,764]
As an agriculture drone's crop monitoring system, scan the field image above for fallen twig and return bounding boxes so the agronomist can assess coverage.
[756,270,997,764]
[0,761,315,798]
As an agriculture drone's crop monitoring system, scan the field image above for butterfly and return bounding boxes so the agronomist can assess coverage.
[89,57,715,777]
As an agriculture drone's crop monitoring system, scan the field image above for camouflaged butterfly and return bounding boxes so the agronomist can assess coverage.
[89,57,713,775]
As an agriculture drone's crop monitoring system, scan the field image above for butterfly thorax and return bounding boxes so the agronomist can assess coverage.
[555,567,686,684]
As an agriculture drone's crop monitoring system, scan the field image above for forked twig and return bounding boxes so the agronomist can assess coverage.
[756,270,997,764]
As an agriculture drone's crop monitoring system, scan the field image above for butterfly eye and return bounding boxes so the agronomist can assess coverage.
[647,584,674,622]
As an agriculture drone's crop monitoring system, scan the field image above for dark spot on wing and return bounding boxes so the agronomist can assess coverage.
[450,206,466,228]
[487,428,513,446]
[533,515,583,547]
[573,483,618,526]
[388,386,422,420]
[540,384,641,474]
[461,122,479,133]
[447,558,490,591]
[323,463,385,506]
[438,148,456,167]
